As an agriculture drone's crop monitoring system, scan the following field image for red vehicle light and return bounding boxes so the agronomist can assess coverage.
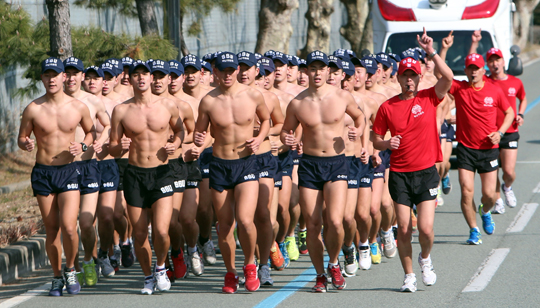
[378,0,417,22]
[462,0,500,20]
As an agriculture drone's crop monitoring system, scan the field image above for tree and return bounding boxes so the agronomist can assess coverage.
[339,0,369,55]
[255,0,299,54]
[514,0,540,49]
[45,0,73,60]
[300,0,335,57]
[135,0,159,35]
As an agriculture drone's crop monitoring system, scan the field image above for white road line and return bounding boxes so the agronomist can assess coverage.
[462,248,510,292]
[517,161,540,164]
[0,283,49,308]
[533,183,540,193]
[507,203,539,233]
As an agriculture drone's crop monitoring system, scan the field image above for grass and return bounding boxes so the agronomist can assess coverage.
[0,150,35,187]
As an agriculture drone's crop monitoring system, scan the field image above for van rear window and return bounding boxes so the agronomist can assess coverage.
[384,31,494,75]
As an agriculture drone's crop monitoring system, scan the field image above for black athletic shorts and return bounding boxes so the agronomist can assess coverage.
[358,159,374,188]
[347,156,361,189]
[446,124,456,142]
[389,165,440,208]
[31,163,79,196]
[75,159,101,195]
[209,155,258,192]
[278,150,294,178]
[256,151,278,180]
[291,150,302,166]
[298,154,348,191]
[123,164,175,209]
[168,158,188,193]
[184,159,203,189]
[456,143,499,174]
[499,132,519,150]
[115,158,129,191]
[198,147,213,179]
[440,121,449,141]
[97,159,119,193]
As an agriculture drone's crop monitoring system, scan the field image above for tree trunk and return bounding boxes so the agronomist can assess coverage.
[135,0,159,36]
[179,6,190,56]
[360,0,373,53]
[513,0,540,49]
[300,0,335,58]
[164,0,189,58]
[45,0,72,60]
[255,0,299,54]
[339,0,369,56]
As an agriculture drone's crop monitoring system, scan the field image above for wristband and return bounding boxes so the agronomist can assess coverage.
[498,131,504,138]
[518,113,524,119]
[428,50,437,58]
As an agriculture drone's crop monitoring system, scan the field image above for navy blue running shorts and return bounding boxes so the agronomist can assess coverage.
[358,159,374,188]
[198,147,213,179]
[76,159,101,195]
[347,156,360,189]
[97,159,119,193]
[209,155,258,192]
[31,163,79,196]
[278,150,294,178]
[123,164,175,209]
[298,154,348,191]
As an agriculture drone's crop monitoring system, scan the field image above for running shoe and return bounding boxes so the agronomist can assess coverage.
[166,266,175,283]
[121,243,134,268]
[278,241,290,268]
[171,249,188,279]
[327,264,346,290]
[418,253,437,286]
[197,239,217,265]
[492,198,505,214]
[436,186,444,206]
[243,264,260,292]
[154,268,171,292]
[285,236,300,261]
[188,249,204,276]
[312,274,328,293]
[222,272,239,294]
[370,243,382,264]
[502,183,517,208]
[110,258,119,273]
[82,260,98,286]
[381,230,397,258]
[111,245,121,272]
[258,264,273,286]
[342,245,358,277]
[64,268,81,295]
[141,276,154,295]
[76,272,84,287]
[98,256,115,277]
[466,228,482,245]
[358,246,372,270]
[400,273,417,292]
[298,230,308,254]
[442,174,452,195]
[269,241,285,270]
[479,204,495,235]
[49,277,64,296]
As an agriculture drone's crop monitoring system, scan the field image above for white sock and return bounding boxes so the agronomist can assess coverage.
[328,262,338,267]
[360,240,369,248]
[503,183,512,191]
[156,264,165,271]
[473,227,480,232]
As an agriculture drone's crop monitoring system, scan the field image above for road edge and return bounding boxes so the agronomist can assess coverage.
[0,233,49,286]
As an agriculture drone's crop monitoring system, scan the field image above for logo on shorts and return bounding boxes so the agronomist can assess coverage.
[412,104,424,118]
[87,182,99,188]
[484,97,494,107]
[244,174,256,180]
[360,177,371,184]
[174,180,185,189]
[490,160,498,168]
[161,185,173,193]
[203,168,209,174]
[429,188,438,196]
[336,175,348,179]
[187,181,198,187]
[67,183,79,190]
[374,172,383,177]
[259,171,269,178]
[348,179,358,185]
[508,87,516,97]
[275,180,282,186]
[102,182,114,188]
[509,141,518,148]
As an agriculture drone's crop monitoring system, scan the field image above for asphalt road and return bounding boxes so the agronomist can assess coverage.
[2,60,540,308]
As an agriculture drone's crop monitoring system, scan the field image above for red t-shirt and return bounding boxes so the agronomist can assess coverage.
[449,79,510,150]
[372,87,443,172]
[487,75,525,133]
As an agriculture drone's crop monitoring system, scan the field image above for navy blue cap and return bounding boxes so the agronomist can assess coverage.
[215,52,239,71]
[328,55,343,70]
[201,60,213,73]
[306,50,329,66]
[414,47,426,61]
[258,57,275,73]
[63,57,84,71]
[387,53,401,62]
[237,51,257,67]
[400,49,419,61]
[390,58,398,76]
[83,66,104,78]
[41,57,64,74]
[150,59,170,75]
[181,54,202,71]
[376,53,391,69]
[105,58,122,76]
[121,57,134,68]
[360,57,378,75]
[272,52,289,65]
[202,53,213,62]
[210,51,223,63]
[254,53,263,60]
[286,54,299,66]
[264,50,275,58]
[145,59,154,65]
[346,49,357,58]
[256,61,266,77]
[342,59,355,77]
[365,54,380,64]
[298,58,307,68]
[128,60,151,75]
[100,61,116,77]
[169,60,184,76]
[333,49,351,60]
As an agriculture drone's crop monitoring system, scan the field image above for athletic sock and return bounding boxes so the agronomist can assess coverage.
[503,183,512,192]
[381,228,391,236]
[328,262,338,267]
[472,227,480,232]
[187,246,197,255]
[83,259,93,265]
[299,228,307,232]
[98,248,108,258]
[122,239,130,245]
[198,236,209,246]
[145,275,153,280]
[156,264,166,272]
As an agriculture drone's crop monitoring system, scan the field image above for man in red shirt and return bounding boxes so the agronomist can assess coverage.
[440,37,514,246]
[372,28,453,293]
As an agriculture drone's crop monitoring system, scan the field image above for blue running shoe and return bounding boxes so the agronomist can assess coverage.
[278,242,290,268]
[64,268,81,295]
[466,228,482,245]
[479,204,495,235]
[49,277,64,296]
[442,175,451,195]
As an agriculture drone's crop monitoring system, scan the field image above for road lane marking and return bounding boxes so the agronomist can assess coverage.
[0,283,49,308]
[506,203,539,233]
[517,161,540,164]
[462,248,510,292]
[525,94,540,114]
[533,183,540,193]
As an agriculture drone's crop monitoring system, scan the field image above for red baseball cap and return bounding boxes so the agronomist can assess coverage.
[398,57,421,75]
[486,48,503,60]
[465,53,485,68]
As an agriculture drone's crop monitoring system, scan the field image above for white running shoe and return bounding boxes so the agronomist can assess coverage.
[98,256,115,277]
[418,253,437,286]
[358,246,371,270]
[188,250,204,276]
[492,198,505,214]
[198,239,217,265]
[141,277,154,295]
[400,273,417,292]
[502,184,517,208]
[258,264,273,286]
[154,269,171,292]
[342,245,358,277]
[381,231,397,258]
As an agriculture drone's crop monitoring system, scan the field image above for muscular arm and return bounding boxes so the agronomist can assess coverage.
[17,104,34,151]
[268,94,284,136]
[254,91,271,144]
[498,106,515,134]
[78,102,96,148]
[178,100,195,143]
[94,99,111,146]
[280,101,300,145]
[345,93,366,138]
[194,96,211,147]
[166,100,184,149]
[372,133,389,151]
[108,105,126,157]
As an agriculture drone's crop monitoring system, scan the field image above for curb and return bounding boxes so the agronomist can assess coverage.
[520,47,540,65]
[0,180,31,195]
[0,233,49,286]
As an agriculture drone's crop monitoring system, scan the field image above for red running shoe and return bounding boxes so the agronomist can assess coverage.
[243,264,260,292]
[312,274,327,293]
[166,266,175,283]
[171,249,188,279]
[269,242,285,271]
[327,264,346,290]
[222,272,239,294]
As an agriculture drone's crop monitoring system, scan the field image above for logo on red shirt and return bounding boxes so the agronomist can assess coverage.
[484,97,494,107]
[412,104,424,117]
[508,87,516,97]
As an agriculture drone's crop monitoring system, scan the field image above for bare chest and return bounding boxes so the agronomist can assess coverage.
[208,98,256,128]
[122,106,170,136]
[33,106,80,135]
[296,99,345,128]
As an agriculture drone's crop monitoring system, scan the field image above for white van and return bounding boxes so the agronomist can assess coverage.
[372,0,522,77]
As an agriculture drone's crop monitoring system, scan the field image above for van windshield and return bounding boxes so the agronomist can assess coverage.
[384,30,494,75]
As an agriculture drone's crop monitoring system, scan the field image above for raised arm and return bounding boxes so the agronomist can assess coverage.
[418,28,453,98]
[435,30,454,79]
[468,29,482,55]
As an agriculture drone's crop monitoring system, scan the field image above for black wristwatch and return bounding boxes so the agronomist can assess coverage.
[518,113,524,119]
[498,131,504,138]
[81,142,88,152]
